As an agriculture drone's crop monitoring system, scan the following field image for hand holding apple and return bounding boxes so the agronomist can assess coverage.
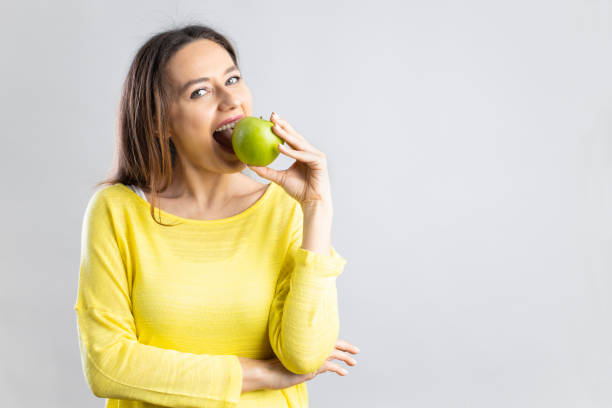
[246,112,333,209]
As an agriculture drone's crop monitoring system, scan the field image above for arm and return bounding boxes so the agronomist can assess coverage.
[267,203,348,375]
[74,191,242,407]
[300,201,333,255]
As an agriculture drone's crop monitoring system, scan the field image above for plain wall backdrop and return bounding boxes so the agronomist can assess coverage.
[1,0,611,407]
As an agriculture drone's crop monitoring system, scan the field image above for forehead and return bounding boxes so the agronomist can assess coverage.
[165,39,234,88]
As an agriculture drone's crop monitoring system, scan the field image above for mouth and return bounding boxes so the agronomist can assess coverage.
[212,121,240,154]
[214,136,236,154]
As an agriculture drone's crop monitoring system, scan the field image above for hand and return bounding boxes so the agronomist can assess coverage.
[247,112,333,209]
[260,338,360,391]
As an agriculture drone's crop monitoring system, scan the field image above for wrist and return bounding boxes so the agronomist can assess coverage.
[301,200,333,218]
[301,203,333,256]
[238,357,266,393]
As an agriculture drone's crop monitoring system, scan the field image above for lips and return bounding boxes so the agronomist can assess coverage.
[214,114,245,132]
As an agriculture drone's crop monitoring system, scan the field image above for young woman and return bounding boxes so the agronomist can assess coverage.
[74,24,359,408]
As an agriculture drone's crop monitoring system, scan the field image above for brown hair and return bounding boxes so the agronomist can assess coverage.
[96,24,239,226]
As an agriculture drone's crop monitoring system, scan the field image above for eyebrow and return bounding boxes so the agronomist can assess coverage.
[180,65,239,94]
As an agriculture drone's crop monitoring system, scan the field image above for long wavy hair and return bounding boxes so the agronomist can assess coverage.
[96,24,239,226]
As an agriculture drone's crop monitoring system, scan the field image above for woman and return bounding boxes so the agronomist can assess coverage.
[74,24,359,408]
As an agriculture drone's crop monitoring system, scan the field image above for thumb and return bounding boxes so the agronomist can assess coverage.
[248,165,284,185]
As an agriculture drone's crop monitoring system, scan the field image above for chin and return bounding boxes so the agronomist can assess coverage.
[219,160,247,174]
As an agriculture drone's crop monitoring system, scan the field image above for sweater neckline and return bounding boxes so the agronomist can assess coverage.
[116,182,276,225]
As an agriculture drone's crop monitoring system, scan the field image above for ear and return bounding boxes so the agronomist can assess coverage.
[152,125,172,139]
[151,115,169,138]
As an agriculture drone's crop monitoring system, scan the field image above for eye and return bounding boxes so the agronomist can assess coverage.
[190,88,209,99]
[226,75,241,85]
[190,76,241,99]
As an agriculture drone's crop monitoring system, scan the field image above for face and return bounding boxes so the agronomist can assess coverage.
[163,39,253,172]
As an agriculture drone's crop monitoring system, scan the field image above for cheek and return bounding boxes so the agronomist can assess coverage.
[172,103,215,140]
[244,101,253,116]
[239,87,253,115]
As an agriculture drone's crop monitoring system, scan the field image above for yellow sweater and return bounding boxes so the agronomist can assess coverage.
[74,182,347,408]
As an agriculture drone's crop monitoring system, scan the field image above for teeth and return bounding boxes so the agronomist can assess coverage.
[214,119,240,133]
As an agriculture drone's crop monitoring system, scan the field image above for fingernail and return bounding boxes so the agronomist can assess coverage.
[272,112,278,119]
[355,347,360,353]
[341,369,348,375]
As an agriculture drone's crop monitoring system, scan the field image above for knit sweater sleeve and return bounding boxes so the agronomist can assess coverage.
[73,189,243,408]
[267,205,348,374]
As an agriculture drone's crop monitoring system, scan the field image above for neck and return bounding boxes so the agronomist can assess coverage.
[162,159,245,210]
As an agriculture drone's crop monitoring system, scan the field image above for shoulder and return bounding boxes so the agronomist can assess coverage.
[83,183,135,223]
[264,183,303,232]
[266,182,298,209]
[86,183,132,208]
[239,174,300,212]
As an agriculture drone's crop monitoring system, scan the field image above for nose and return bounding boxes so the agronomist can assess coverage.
[217,86,241,111]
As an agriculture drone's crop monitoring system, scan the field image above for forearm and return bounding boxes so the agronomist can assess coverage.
[300,201,333,255]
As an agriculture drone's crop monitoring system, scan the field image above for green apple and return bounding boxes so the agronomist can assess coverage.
[232,116,285,166]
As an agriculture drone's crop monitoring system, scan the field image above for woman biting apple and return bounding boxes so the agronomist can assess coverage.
[73,24,358,408]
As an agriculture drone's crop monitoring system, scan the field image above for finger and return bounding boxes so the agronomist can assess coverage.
[335,338,361,354]
[247,165,285,185]
[272,123,313,153]
[318,361,348,376]
[270,113,321,154]
[271,112,304,140]
[326,349,357,366]
[278,143,321,164]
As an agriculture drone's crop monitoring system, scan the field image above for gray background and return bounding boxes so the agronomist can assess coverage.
[1,0,611,407]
